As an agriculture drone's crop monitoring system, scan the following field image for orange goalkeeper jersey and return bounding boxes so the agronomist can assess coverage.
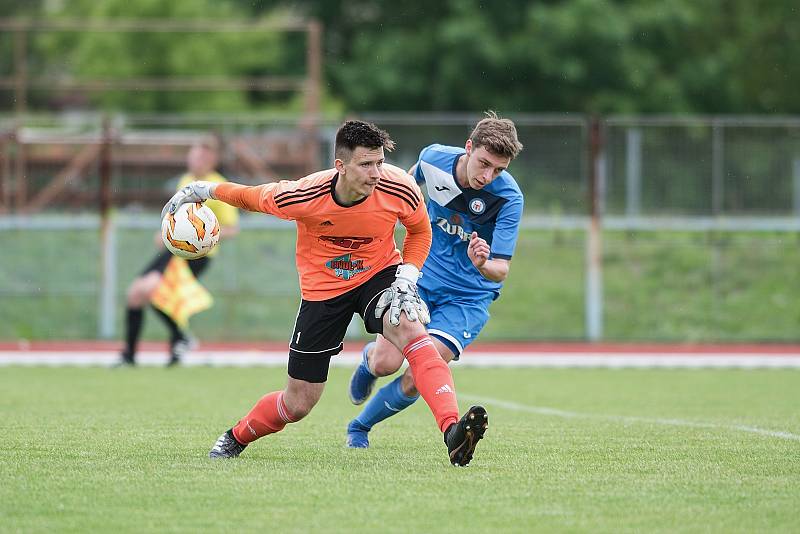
[214,164,432,301]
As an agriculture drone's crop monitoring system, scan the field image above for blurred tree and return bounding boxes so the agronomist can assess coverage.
[27,0,299,112]
[4,0,800,113]
[289,0,703,112]
[0,0,45,110]
[694,0,800,113]
[291,0,800,113]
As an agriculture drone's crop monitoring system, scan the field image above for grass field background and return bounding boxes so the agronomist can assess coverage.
[2,365,799,532]
[2,225,800,342]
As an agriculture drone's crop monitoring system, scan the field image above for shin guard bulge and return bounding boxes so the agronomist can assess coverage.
[402,335,458,432]
[232,391,297,444]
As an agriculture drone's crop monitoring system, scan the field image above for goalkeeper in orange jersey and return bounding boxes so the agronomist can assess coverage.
[117,136,239,367]
[162,120,488,466]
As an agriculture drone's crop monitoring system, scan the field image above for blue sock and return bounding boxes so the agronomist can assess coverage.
[353,375,419,431]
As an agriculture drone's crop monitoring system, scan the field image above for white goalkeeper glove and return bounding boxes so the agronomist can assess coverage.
[160,181,217,220]
[375,264,431,326]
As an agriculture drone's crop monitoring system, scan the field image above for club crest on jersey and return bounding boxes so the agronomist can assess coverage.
[469,198,486,214]
[325,253,371,280]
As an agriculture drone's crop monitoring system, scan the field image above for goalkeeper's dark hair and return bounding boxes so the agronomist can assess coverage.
[335,120,395,162]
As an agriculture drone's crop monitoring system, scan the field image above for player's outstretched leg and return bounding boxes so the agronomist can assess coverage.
[346,374,419,448]
[445,405,488,467]
[348,341,378,405]
[209,391,297,459]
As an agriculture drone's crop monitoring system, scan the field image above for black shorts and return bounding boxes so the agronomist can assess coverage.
[140,249,210,278]
[287,264,398,383]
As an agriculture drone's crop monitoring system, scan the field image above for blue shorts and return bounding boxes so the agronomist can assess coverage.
[417,286,493,361]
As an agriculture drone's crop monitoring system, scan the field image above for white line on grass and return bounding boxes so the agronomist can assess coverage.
[461,394,800,443]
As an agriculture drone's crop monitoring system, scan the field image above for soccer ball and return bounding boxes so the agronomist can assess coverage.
[161,202,220,259]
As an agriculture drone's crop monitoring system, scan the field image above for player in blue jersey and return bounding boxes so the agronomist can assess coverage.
[347,111,524,451]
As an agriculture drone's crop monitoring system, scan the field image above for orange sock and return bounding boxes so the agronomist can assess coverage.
[403,335,459,433]
[231,391,297,444]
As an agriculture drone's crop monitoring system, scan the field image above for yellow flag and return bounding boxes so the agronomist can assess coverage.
[150,257,213,329]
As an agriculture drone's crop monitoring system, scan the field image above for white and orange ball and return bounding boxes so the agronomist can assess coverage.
[161,202,220,259]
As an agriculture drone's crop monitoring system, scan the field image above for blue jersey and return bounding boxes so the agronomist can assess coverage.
[413,144,523,299]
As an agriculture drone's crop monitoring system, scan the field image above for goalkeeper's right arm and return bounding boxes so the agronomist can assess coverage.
[212,182,275,213]
[161,180,282,221]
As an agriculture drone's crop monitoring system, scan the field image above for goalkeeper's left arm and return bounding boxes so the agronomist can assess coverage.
[161,181,284,220]
[399,213,431,272]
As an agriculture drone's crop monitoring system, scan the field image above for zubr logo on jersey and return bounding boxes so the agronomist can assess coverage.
[325,253,371,280]
[435,217,470,242]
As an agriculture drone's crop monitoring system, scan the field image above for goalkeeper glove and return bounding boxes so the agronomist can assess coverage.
[375,264,431,326]
[160,181,217,220]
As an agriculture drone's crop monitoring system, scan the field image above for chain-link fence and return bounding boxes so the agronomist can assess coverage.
[2,113,800,343]
[604,116,800,216]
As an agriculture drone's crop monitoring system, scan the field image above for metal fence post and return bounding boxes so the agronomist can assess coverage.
[626,127,642,217]
[711,119,724,215]
[99,214,117,339]
[793,158,800,216]
[98,116,116,338]
[586,117,604,341]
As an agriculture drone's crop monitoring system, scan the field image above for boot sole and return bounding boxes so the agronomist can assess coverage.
[449,405,488,466]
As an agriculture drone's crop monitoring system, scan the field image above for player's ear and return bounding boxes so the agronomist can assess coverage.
[334,158,346,174]
[465,139,473,155]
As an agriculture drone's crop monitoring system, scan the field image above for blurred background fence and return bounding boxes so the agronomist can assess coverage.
[1,112,799,343]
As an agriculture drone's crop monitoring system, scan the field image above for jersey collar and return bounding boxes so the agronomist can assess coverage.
[330,172,370,208]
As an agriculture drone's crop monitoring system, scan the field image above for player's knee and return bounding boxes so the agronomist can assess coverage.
[126,279,148,307]
[288,406,310,421]
[371,355,402,377]
[282,383,323,420]
[283,398,313,420]
[131,273,162,304]
[400,368,418,396]
[390,314,427,344]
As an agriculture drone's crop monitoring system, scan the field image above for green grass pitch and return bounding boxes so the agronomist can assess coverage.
[2,366,799,532]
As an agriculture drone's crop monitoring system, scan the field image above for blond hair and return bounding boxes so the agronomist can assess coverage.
[469,111,523,159]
